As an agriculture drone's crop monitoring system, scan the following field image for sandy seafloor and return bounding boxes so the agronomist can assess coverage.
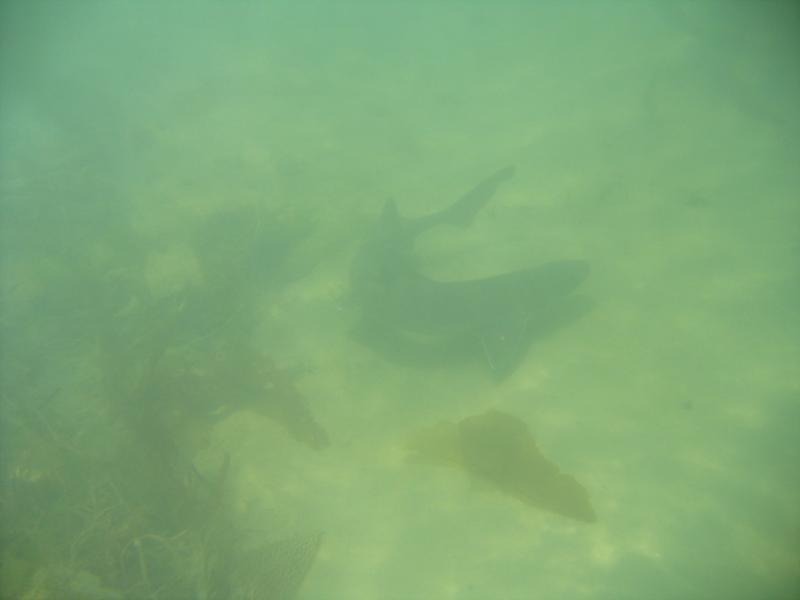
[1,2,799,599]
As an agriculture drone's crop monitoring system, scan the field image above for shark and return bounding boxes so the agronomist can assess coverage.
[349,166,591,380]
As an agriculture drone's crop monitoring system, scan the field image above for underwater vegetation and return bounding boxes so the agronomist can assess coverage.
[0,370,322,600]
[407,409,596,523]
[149,338,330,452]
[1,152,595,598]
[0,202,325,599]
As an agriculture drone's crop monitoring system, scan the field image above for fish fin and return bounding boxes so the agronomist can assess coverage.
[445,166,516,227]
[408,166,515,235]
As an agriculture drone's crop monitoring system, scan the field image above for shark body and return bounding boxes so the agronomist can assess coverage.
[350,167,590,379]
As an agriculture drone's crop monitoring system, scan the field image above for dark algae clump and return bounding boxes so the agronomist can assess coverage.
[408,409,596,523]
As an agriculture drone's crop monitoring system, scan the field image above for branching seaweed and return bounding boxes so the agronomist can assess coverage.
[2,205,325,599]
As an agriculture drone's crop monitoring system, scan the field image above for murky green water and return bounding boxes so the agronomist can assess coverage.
[2,2,798,598]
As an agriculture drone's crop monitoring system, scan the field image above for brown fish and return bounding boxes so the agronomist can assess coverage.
[408,409,596,523]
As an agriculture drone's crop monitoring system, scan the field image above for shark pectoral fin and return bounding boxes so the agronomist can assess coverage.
[479,317,533,380]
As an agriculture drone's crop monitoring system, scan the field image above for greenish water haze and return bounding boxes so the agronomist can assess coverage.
[1,1,798,598]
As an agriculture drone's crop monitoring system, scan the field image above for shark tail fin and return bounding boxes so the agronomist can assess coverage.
[388,166,516,238]
[444,166,516,227]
